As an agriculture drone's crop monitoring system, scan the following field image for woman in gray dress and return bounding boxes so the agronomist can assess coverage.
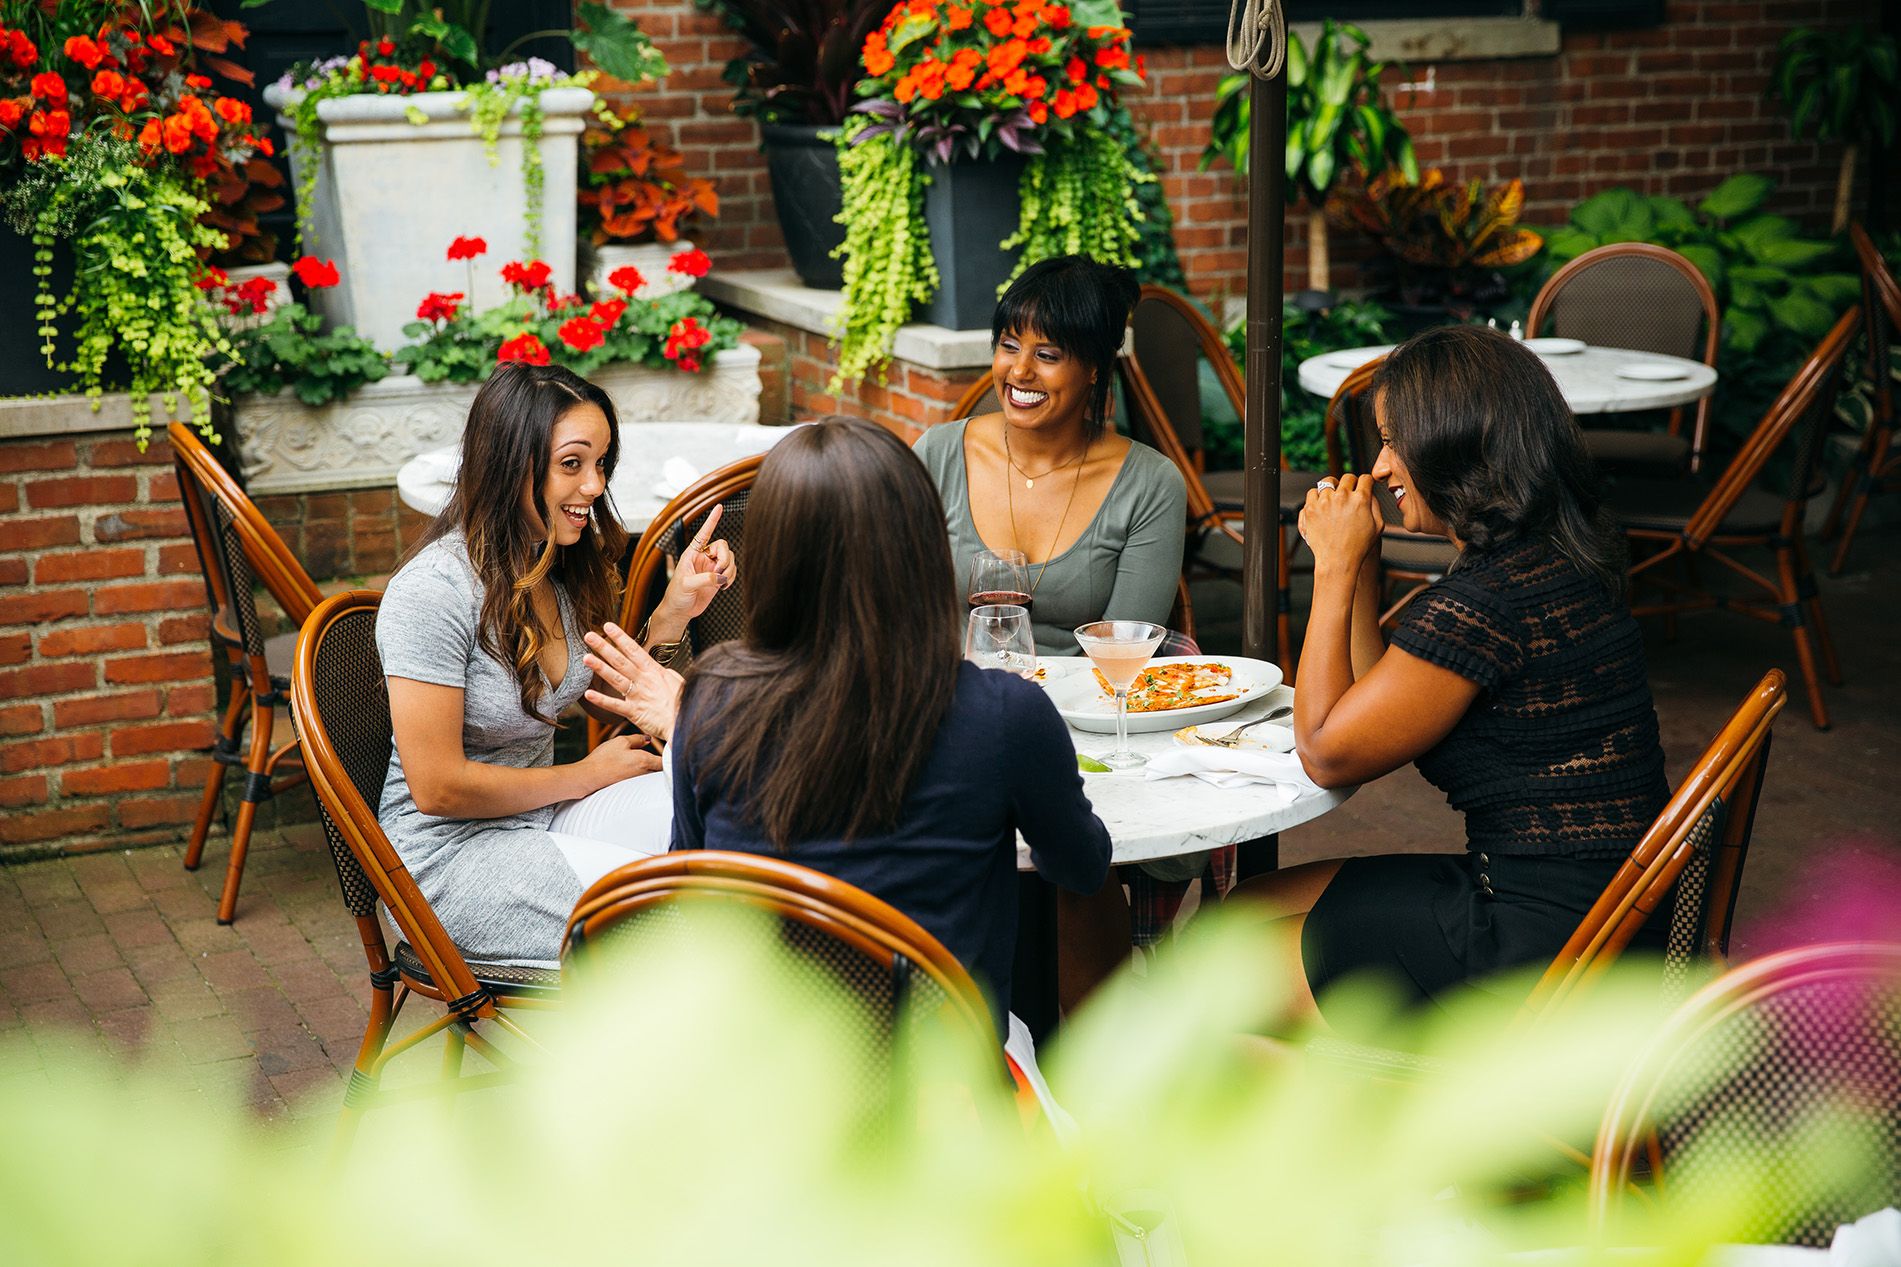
[914,254,1187,657]
[376,363,735,964]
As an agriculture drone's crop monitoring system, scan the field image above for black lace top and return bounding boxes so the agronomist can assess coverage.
[1389,539,1669,859]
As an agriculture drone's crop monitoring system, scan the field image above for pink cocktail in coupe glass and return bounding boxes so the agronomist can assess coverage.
[1073,620,1166,769]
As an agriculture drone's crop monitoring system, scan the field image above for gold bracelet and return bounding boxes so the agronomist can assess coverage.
[636,619,684,669]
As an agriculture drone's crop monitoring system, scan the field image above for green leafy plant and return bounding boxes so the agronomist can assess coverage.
[1001,129,1149,287]
[348,0,666,86]
[1327,168,1544,313]
[222,302,387,406]
[1207,298,1394,472]
[696,0,889,126]
[1202,20,1418,292]
[1768,24,1899,232]
[1,134,237,446]
[830,115,938,388]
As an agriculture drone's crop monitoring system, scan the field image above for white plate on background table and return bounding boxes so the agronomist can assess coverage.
[1523,337,1586,356]
[1047,655,1283,734]
[1614,361,1692,381]
[1320,345,1395,369]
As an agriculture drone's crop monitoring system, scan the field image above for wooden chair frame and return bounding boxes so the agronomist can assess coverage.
[1620,309,1858,730]
[951,374,997,423]
[589,453,766,751]
[169,422,319,923]
[292,591,559,1157]
[1822,223,1901,574]
[1528,242,1723,475]
[1589,940,1901,1240]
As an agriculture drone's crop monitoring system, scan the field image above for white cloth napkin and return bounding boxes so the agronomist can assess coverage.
[653,456,700,499]
[1829,1208,1901,1266]
[1143,733,1322,798]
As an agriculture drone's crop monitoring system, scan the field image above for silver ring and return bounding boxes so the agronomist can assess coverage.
[1316,479,1338,491]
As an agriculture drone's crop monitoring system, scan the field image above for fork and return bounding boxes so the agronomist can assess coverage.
[1199,705,1293,748]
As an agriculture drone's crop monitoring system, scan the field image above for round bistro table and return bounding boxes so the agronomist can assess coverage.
[1296,343,1717,414]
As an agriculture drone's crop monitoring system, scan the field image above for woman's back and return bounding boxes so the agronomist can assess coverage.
[671,661,1110,1029]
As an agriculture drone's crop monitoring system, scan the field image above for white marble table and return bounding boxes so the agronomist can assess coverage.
[1021,658,1354,870]
[1297,343,1718,414]
[395,421,797,532]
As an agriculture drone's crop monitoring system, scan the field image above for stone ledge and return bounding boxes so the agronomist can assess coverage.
[1289,17,1561,63]
[702,269,996,372]
[0,390,195,442]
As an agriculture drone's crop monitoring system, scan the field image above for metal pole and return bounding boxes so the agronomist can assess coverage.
[1241,70,1287,665]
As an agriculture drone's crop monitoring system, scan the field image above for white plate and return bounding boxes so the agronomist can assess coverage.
[411,448,460,481]
[1523,337,1586,356]
[1049,655,1283,734]
[1614,361,1692,381]
[1321,346,1395,369]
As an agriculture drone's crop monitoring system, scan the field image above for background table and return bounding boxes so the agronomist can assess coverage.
[1297,344,1717,414]
[395,421,797,532]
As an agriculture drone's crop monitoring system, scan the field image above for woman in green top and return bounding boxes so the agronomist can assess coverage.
[915,254,1187,657]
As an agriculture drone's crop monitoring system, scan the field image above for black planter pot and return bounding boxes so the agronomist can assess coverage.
[918,152,1025,332]
[762,123,846,291]
[0,223,74,397]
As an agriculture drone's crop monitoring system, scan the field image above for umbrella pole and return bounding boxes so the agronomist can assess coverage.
[1241,69,1288,666]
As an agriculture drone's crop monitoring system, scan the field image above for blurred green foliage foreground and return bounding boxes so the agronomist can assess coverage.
[0,905,1878,1265]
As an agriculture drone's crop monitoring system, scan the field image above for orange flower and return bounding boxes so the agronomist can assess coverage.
[1065,55,1086,83]
[213,96,252,126]
[986,39,1028,77]
[1095,44,1130,70]
[863,32,895,76]
[161,113,192,153]
[90,69,124,100]
[1073,81,1097,109]
[136,116,161,150]
[946,5,973,30]
[1027,99,1048,124]
[894,72,917,103]
[1045,4,1070,27]
[945,57,977,91]
[0,99,22,129]
[982,7,1011,35]
[63,35,105,70]
[1051,87,1077,119]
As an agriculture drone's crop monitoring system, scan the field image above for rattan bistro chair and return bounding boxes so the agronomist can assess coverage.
[169,422,318,924]
[1528,242,1722,476]
[291,590,560,1152]
[1822,223,1901,574]
[1590,941,1901,1247]
[589,453,763,751]
[1609,308,1858,730]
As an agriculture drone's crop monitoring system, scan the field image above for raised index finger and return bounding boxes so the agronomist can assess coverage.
[686,503,722,554]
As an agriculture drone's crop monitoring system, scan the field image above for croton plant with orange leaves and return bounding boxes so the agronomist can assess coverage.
[1326,169,1545,306]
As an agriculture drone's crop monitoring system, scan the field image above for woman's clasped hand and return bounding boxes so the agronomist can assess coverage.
[1296,473,1383,571]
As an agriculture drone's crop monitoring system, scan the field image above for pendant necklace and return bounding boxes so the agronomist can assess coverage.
[1003,420,1078,490]
[1004,422,1089,594]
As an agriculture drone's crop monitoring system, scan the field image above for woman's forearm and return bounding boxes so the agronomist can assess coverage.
[1294,560,1366,786]
[1349,549,1385,679]
[408,756,595,820]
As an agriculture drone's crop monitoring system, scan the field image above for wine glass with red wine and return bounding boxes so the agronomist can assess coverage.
[968,548,1031,610]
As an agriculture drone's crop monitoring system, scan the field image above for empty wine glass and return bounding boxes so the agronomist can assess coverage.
[1073,619,1166,769]
[965,604,1038,679]
[968,548,1030,611]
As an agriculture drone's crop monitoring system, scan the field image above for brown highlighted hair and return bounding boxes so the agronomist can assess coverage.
[408,362,630,722]
[1371,324,1622,598]
[679,420,963,848]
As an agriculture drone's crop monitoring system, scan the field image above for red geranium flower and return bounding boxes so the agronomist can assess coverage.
[30,72,66,102]
[194,266,230,292]
[377,38,395,57]
[547,291,584,313]
[63,35,104,70]
[663,317,713,372]
[501,259,552,291]
[213,96,251,125]
[234,277,276,314]
[983,8,1012,35]
[291,256,341,289]
[145,33,175,56]
[90,69,124,99]
[0,99,24,129]
[416,291,463,323]
[668,248,712,279]
[588,298,627,327]
[6,29,37,69]
[446,235,487,261]
[498,333,550,365]
[607,265,645,295]
[557,316,606,353]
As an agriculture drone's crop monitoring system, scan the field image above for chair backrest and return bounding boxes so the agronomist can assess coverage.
[1683,308,1859,549]
[564,852,1004,1090]
[1118,353,1221,529]
[168,422,323,670]
[1130,285,1245,459]
[1528,243,1721,469]
[291,590,491,1012]
[1590,941,1901,1246]
[952,375,998,422]
[1850,222,1898,427]
[1524,670,1786,1021]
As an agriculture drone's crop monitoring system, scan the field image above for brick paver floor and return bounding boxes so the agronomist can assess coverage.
[5,524,1900,1121]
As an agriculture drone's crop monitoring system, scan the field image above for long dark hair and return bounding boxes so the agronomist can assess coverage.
[679,420,963,848]
[992,253,1139,434]
[407,362,630,722]
[1371,324,1623,597]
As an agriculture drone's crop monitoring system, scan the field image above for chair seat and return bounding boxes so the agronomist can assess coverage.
[1583,428,1692,474]
[1203,466,1324,515]
[215,609,300,690]
[1606,478,1789,536]
[393,939,563,1000]
[1380,530,1459,574]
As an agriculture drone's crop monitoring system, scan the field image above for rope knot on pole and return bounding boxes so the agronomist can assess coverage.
[1226,0,1286,80]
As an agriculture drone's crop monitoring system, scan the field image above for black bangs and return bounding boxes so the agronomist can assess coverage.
[992,254,1139,430]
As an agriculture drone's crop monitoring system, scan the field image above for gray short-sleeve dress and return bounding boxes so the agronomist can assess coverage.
[915,419,1187,656]
[375,533,593,964]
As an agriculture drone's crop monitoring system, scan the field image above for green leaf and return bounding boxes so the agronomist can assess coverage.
[1752,237,1834,268]
[1571,187,1649,239]
[1645,196,1697,233]
[1697,172,1773,221]
[1799,272,1862,304]
[1676,243,1725,290]
[1285,34,1308,89]
[360,0,402,12]
[1076,754,1111,773]
[1778,292,1837,338]
[1542,226,1599,261]
[575,3,670,84]
[1306,144,1335,194]
[1724,305,1768,351]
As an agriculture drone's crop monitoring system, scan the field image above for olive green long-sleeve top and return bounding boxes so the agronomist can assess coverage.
[917,419,1188,656]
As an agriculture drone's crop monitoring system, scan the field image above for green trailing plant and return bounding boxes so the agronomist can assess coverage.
[1002,130,1149,288]
[1208,298,1394,472]
[1,134,235,446]
[830,115,938,388]
[1202,20,1418,293]
[1768,24,1899,233]
[1546,174,1858,448]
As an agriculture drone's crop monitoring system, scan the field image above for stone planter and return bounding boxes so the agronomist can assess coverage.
[232,344,764,495]
[262,84,593,353]
[582,240,699,302]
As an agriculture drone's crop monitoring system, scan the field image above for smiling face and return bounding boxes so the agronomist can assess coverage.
[991,324,1096,435]
[1369,391,1450,539]
[524,401,611,547]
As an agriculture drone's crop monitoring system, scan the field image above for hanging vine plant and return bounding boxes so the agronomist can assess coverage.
[830,0,1153,385]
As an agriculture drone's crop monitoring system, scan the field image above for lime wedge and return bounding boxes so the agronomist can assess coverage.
[1076,754,1111,773]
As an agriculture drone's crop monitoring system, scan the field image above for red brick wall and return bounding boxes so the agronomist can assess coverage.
[607,0,1878,302]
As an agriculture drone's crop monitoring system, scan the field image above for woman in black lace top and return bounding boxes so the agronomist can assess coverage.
[1241,324,1669,1029]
